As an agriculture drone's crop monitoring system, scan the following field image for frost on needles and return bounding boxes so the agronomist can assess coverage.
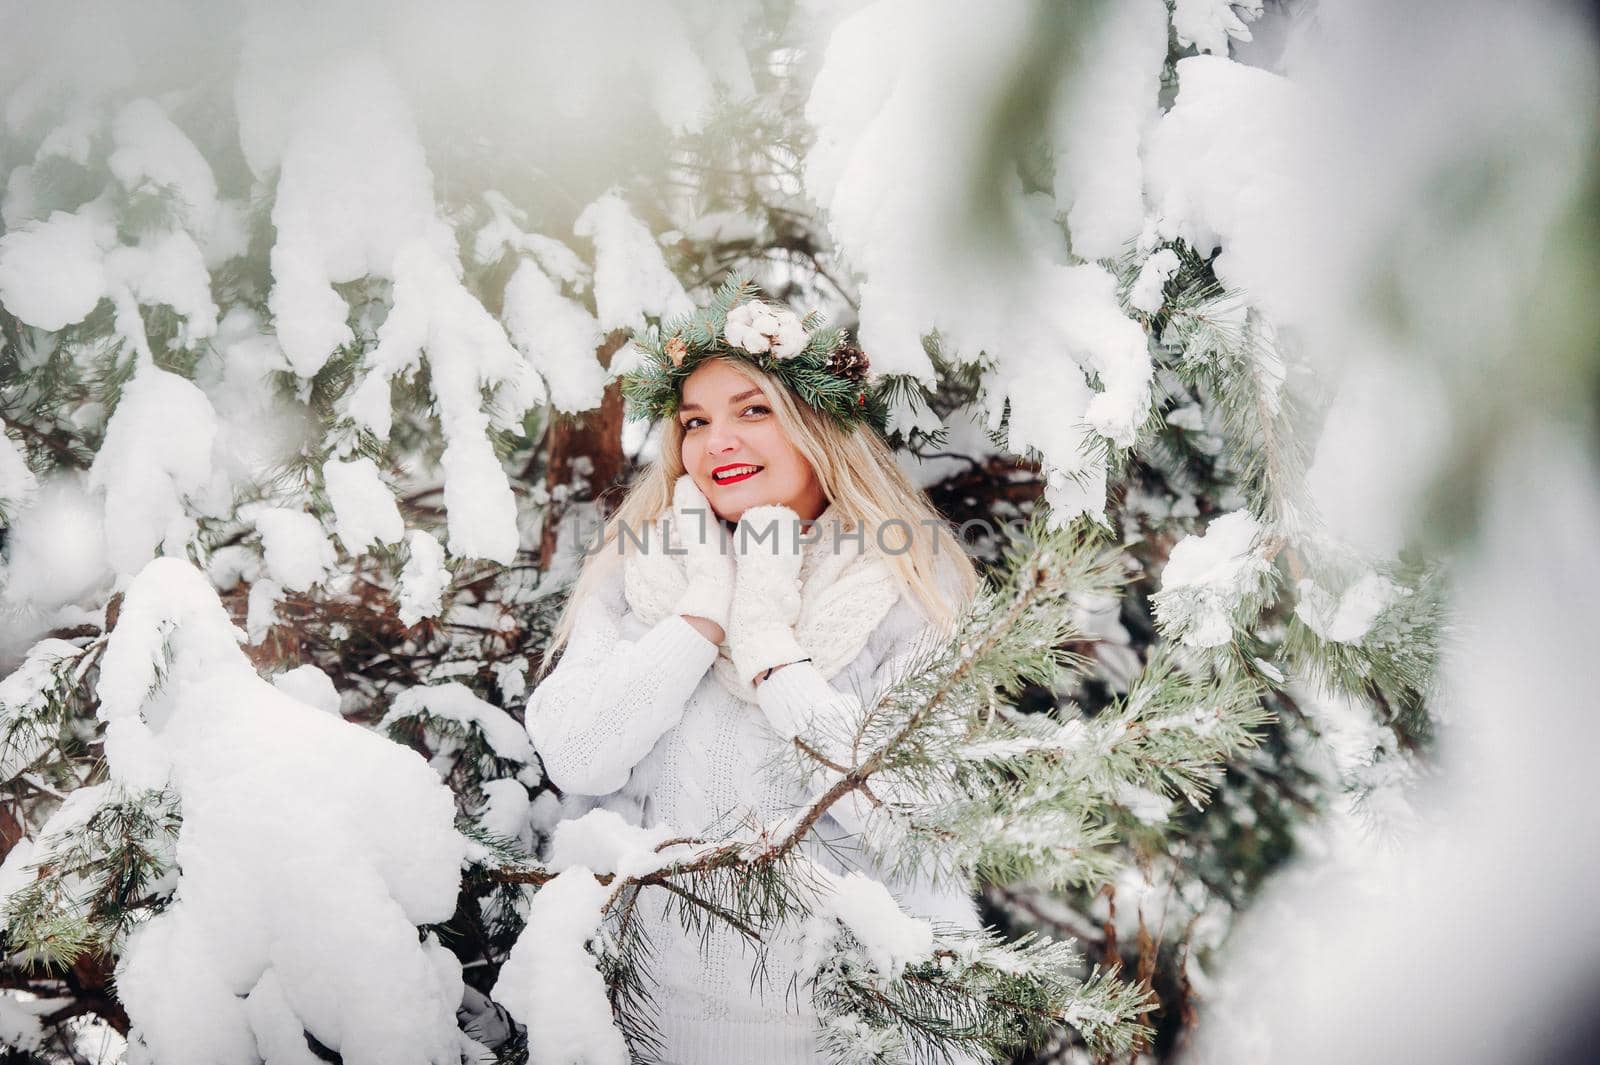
[0,1,1459,1058]
[484,518,1266,1062]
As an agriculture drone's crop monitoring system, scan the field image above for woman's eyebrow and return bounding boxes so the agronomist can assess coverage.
[679,388,764,414]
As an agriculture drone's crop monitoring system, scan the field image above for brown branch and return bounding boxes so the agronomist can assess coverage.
[496,570,1056,916]
[652,878,761,941]
[0,412,90,469]
[792,737,849,776]
[984,883,1105,947]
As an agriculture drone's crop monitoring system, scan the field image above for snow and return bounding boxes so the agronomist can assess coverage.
[323,457,405,555]
[478,778,532,849]
[0,207,112,330]
[108,97,219,241]
[39,782,118,845]
[1276,0,1593,561]
[804,1,1154,524]
[1154,510,1269,648]
[1051,0,1168,261]
[0,473,111,611]
[1113,780,1174,826]
[547,807,677,878]
[191,308,311,514]
[493,656,529,704]
[1192,437,1600,1065]
[1,166,38,229]
[242,966,325,1065]
[272,664,341,716]
[383,682,535,764]
[99,557,472,1065]
[97,559,238,765]
[1294,573,1401,645]
[0,638,81,778]
[674,207,766,246]
[1,2,1586,1058]
[626,4,721,134]
[87,365,217,577]
[991,350,1099,514]
[35,105,98,166]
[963,718,1089,763]
[200,197,252,269]
[802,869,935,983]
[573,191,694,333]
[264,53,457,378]
[245,578,283,646]
[501,258,606,413]
[1180,2,1600,1060]
[804,0,1030,384]
[1162,511,1263,589]
[0,130,221,349]
[884,387,947,445]
[1144,55,1300,325]
[397,530,449,627]
[352,240,537,564]
[0,990,45,1051]
[970,260,1154,525]
[1061,267,1154,449]
[0,840,39,925]
[1172,0,1264,57]
[473,191,589,287]
[1035,467,1102,532]
[1303,357,1452,560]
[103,229,220,345]
[490,867,630,1065]
[1165,402,1205,431]
[0,432,38,515]
[1130,248,1182,314]
[245,506,336,593]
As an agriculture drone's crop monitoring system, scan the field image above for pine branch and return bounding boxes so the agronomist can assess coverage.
[2,785,181,969]
[488,520,1229,1058]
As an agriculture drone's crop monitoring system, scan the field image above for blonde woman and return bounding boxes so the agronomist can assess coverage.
[526,283,981,1062]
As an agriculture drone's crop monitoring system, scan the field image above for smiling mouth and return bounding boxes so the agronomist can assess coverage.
[712,465,763,485]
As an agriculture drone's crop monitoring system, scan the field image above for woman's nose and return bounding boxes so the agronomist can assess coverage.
[704,423,740,454]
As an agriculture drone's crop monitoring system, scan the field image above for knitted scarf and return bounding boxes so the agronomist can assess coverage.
[622,504,903,703]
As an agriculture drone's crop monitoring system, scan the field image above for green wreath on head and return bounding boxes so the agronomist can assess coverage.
[618,274,890,436]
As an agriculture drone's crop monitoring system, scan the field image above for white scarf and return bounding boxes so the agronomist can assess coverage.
[622,504,904,703]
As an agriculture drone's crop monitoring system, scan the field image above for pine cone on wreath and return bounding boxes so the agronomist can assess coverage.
[824,343,871,383]
[665,336,689,368]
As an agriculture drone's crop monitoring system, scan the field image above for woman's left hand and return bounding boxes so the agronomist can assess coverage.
[727,504,811,686]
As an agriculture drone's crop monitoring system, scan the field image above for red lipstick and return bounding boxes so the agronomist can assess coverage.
[710,463,763,486]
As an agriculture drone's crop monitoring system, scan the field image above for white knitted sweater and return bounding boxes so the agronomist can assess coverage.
[526,533,979,1063]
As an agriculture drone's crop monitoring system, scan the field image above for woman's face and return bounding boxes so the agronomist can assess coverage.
[678,359,828,524]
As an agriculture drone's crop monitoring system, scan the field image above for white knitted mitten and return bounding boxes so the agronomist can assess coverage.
[728,503,811,685]
[669,474,736,630]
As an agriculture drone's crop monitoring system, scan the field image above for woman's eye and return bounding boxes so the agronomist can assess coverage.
[683,406,765,431]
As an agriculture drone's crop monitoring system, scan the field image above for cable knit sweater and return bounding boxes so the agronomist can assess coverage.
[526,535,979,1064]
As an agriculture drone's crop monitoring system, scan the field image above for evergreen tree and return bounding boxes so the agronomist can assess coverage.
[0,2,1461,1062]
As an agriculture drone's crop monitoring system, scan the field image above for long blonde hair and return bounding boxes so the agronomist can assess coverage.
[538,356,979,674]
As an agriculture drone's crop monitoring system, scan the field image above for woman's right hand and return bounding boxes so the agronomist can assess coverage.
[670,473,734,643]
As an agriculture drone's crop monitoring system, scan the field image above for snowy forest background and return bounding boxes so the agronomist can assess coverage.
[0,0,1596,1062]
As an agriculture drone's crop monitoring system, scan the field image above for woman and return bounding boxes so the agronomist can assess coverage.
[525,284,981,1061]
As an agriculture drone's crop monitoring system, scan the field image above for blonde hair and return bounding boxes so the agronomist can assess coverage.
[538,356,979,675]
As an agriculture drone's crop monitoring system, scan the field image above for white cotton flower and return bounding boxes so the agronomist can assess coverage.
[768,312,807,358]
[725,301,777,353]
[724,303,771,353]
[724,301,808,359]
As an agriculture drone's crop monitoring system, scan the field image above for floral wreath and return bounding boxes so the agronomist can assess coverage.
[619,275,889,435]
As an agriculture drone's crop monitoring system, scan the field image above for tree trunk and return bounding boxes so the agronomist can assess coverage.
[537,329,631,570]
